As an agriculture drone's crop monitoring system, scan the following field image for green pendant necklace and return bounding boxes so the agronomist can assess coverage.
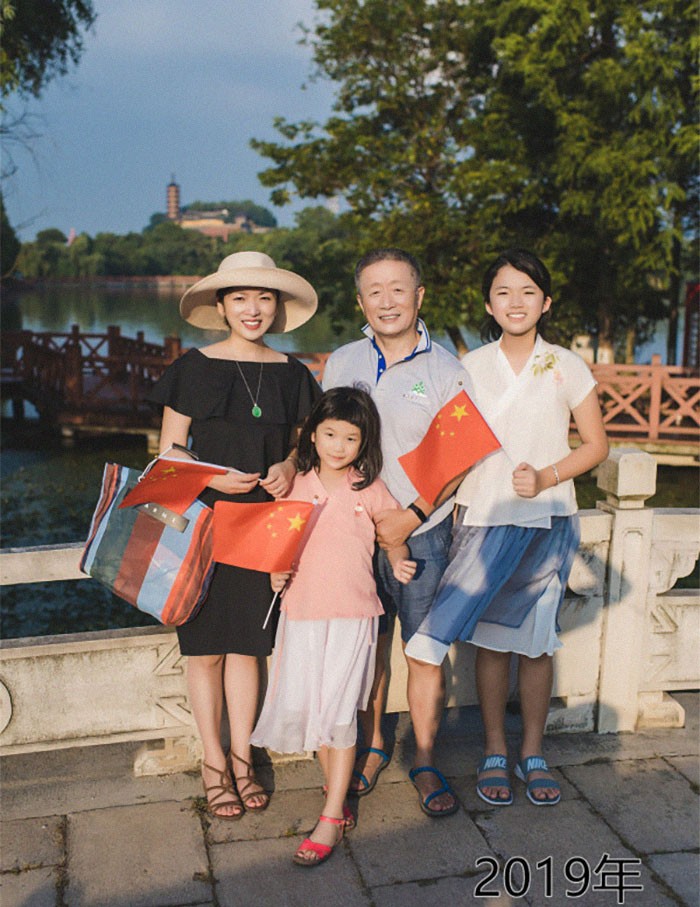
[234,359,264,418]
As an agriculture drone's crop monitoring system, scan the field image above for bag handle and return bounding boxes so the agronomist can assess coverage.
[139,443,200,482]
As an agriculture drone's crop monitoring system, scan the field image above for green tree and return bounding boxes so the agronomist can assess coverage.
[481,0,698,362]
[140,221,220,275]
[16,230,68,277]
[257,207,359,330]
[0,190,20,275]
[36,227,67,245]
[253,0,698,360]
[146,212,168,231]
[1,1,95,179]
[254,0,484,352]
[12,208,361,321]
[0,0,95,101]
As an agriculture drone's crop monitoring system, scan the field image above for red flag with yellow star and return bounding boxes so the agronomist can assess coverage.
[119,457,229,515]
[398,390,501,505]
[212,500,315,572]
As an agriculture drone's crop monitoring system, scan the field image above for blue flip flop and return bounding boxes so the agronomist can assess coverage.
[476,754,513,806]
[408,766,459,817]
[351,746,390,797]
[515,755,561,806]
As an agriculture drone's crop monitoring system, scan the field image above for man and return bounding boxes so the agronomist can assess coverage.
[323,248,466,816]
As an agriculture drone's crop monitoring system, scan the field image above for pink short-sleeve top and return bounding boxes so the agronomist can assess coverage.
[280,468,400,620]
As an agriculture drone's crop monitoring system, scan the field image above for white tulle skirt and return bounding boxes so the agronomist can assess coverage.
[251,612,378,754]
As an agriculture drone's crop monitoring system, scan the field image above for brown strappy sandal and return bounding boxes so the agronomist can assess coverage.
[201,761,244,820]
[230,752,270,811]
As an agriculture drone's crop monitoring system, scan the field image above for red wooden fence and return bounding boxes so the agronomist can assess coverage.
[2,328,698,447]
[593,355,699,442]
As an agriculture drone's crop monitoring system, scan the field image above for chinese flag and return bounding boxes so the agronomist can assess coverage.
[212,500,315,573]
[398,390,501,505]
[119,458,228,515]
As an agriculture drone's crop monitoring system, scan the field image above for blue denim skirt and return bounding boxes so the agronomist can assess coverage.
[405,511,580,664]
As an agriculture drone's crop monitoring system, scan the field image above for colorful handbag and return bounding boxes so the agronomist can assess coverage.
[80,461,215,625]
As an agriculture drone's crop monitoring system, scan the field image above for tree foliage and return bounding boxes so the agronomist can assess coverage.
[0,0,95,101]
[252,0,699,358]
[1,0,96,181]
[1,190,20,275]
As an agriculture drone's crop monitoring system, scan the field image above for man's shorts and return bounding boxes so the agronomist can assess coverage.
[374,514,452,643]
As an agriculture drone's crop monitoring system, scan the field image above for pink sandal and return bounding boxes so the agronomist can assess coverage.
[322,785,356,831]
[292,815,344,867]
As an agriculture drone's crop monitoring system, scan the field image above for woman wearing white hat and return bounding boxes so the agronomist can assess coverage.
[149,251,320,819]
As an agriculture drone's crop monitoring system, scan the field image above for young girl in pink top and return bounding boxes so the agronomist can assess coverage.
[251,386,416,867]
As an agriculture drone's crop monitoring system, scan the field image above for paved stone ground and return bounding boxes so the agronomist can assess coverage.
[1,693,698,907]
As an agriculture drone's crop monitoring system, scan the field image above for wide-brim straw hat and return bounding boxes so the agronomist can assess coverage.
[179,251,318,332]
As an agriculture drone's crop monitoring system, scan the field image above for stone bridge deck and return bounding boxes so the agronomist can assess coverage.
[1,694,698,907]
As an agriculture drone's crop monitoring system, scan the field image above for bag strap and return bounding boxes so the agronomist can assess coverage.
[139,443,200,481]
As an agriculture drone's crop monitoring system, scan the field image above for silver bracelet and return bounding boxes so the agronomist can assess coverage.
[551,464,560,485]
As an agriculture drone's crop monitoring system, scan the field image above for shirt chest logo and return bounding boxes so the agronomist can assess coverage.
[404,380,427,401]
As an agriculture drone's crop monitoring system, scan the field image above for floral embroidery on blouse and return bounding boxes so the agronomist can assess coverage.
[531,351,563,384]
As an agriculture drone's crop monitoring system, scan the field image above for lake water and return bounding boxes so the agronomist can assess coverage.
[2,282,464,354]
[2,280,675,359]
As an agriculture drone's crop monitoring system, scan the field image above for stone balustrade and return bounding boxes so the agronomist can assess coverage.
[1,450,698,776]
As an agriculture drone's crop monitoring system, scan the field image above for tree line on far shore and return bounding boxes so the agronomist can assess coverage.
[3,205,363,343]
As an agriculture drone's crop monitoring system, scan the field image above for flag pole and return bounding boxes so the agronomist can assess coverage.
[262,589,281,630]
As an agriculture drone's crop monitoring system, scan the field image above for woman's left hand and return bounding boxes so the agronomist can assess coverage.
[512,462,543,498]
[259,458,296,499]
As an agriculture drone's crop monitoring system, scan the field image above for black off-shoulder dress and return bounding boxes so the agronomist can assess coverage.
[148,349,321,656]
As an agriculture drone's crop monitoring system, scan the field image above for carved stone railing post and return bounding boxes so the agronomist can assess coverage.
[596,450,658,732]
[639,509,700,729]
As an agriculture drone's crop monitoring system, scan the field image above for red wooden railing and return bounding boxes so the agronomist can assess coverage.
[2,326,181,416]
[0,327,331,422]
[1,329,697,446]
[592,355,700,442]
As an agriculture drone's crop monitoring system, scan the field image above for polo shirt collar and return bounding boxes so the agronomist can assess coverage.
[361,318,432,381]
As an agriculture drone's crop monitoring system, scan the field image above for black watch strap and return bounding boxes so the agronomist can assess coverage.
[407,502,428,524]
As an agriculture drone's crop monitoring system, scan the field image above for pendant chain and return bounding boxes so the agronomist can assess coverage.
[234,360,264,418]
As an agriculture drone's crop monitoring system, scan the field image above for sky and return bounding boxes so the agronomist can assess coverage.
[2,0,336,241]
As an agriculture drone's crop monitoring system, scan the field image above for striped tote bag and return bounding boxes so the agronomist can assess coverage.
[80,462,215,625]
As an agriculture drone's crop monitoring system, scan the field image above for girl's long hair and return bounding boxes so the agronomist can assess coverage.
[480,248,553,343]
[296,386,383,490]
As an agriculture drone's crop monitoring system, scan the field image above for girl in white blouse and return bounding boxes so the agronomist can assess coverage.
[405,249,608,807]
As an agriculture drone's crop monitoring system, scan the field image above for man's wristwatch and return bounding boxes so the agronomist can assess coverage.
[407,502,428,524]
